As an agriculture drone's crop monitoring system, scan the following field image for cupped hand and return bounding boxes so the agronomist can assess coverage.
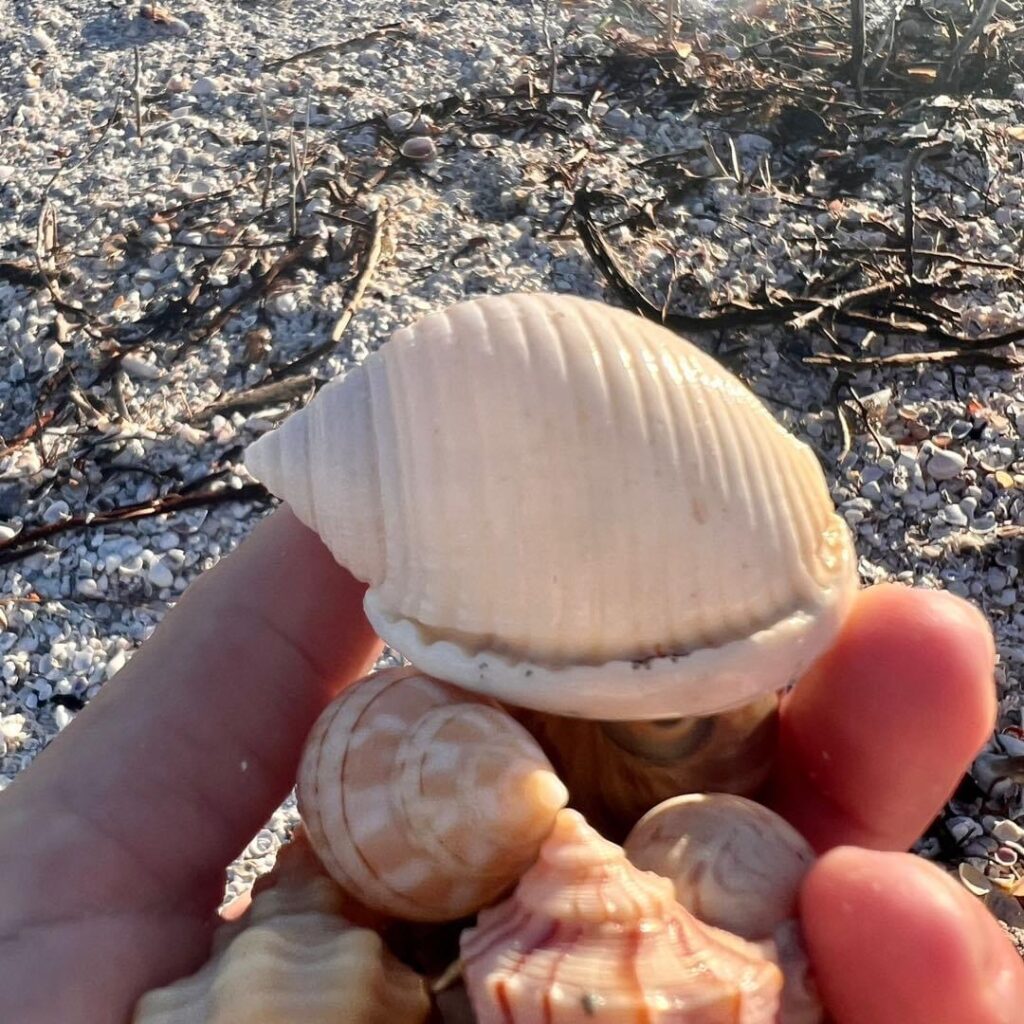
[0,509,1019,1023]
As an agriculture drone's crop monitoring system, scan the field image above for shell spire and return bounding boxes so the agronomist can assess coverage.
[298,667,568,922]
[245,292,858,720]
[460,809,783,1023]
[245,365,384,584]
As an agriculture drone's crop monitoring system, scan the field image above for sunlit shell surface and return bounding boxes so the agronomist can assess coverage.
[297,666,568,922]
[511,695,779,841]
[246,292,857,720]
[460,809,783,1023]
[132,833,430,1024]
[625,795,824,1024]
[624,794,815,940]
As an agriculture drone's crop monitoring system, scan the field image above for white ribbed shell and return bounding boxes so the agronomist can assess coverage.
[246,292,857,719]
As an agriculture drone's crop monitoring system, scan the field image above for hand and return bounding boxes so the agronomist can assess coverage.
[0,509,1020,1023]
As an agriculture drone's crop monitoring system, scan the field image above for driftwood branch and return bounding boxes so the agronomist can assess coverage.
[0,483,272,567]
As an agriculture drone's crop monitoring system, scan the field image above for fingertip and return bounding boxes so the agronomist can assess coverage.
[770,584,997,851]
[801,847,1024,1024]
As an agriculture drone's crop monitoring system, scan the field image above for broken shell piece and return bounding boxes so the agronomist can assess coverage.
[245,292,857,721]
[625,794,815,940]
[298,666,568,922]
[460,809,783,1023]
[132,834,429,1024]
[400,136,437,161]
[511,694,778,841]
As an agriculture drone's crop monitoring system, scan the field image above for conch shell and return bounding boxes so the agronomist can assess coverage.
[132,831,430,1024]
[625,795,823,1023]
[511,693,779,840]
[297,666,568,922]
[460,809,783,1023]
[246,292,857,721]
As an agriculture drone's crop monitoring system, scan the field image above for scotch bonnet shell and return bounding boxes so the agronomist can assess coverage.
[245,293,857,720]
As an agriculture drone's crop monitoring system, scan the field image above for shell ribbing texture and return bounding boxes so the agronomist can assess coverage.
[132,835,430,1024]
[297,667,568,922]
[460,809,783,1024]
[246,292,851,669]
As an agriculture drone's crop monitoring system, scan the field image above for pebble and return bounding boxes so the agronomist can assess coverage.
[603,107,631,131]
[926,448,967,481]
[147,559,175,589]
[43,343,64,373]
[42,500,71,525]
[191,76,221,98]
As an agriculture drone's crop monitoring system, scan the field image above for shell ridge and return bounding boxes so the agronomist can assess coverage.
[540,299,575,645]
[660,344,715,648]
[714,384,766,633]
[336,672,440,916]
[606,308,658,655]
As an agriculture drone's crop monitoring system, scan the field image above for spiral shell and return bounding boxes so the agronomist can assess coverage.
[511,695,779,841]
[460,809,783,1023]
[245,292,857,721]
[625,795,823,1024]
[624,794,815,939]
[132,833,430,1024]
[297,666,568,922]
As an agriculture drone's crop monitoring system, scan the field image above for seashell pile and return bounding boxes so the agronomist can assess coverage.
[140,292,860,1021]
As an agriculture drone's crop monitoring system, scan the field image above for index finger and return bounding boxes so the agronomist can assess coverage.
[765,584,997,852]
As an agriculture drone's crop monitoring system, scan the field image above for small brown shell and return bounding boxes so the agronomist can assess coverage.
[625,795,824,1023]
[132,834,430,1024]
[511,695,779,841]
[460,809,783,1023]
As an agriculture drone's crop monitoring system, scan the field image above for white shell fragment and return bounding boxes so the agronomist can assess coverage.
[246,292,857,720]
[297,667,568,922]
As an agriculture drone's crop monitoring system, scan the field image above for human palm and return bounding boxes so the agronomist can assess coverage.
[0,509,1020,1023]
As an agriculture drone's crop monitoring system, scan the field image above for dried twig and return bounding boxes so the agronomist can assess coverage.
[902,142,954,282]
[268,205,388,380]
[132,46,144,139]
[939,0,1000,85]
[191,376,316,422]
[259,93,274,211]
[263,23,405,72]
[0,484,272,567]
[850,0,867,96]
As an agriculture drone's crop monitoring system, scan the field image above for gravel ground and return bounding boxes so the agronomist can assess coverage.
[3,0,1024,945]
